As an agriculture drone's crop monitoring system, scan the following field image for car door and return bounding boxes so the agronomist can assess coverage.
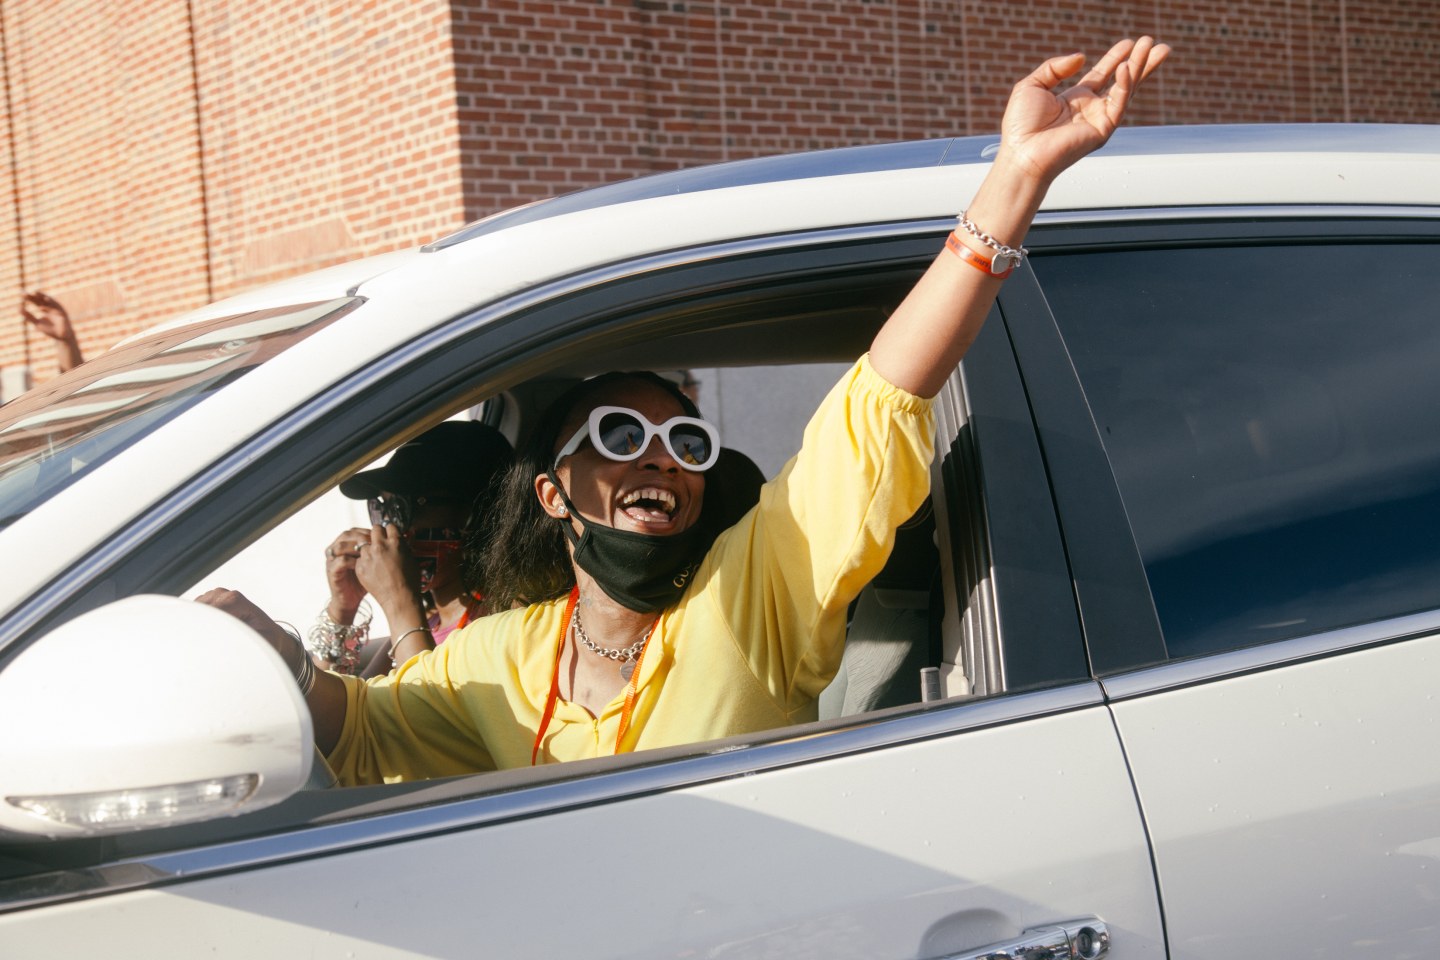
[0,225,1165,958]
[1012,213,1440,958]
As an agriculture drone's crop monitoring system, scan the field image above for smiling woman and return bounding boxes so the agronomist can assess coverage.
[533,374,715,612]
[309,351,932,781]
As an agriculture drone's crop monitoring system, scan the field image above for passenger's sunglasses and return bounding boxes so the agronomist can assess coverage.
[368,495,413,529]
[405,528,461,593]
[407,527,461,551]
[369,493,466,532]
[553,405,720,472]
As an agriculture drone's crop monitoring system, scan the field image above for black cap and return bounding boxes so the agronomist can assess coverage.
[339,421,514,501]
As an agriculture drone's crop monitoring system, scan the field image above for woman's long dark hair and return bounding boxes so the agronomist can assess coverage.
[462,371,706,610]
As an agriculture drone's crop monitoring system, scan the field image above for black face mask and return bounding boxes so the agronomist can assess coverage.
[549,471,703,613]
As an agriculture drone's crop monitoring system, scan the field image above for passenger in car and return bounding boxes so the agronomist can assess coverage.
[204,37,1169,783]
[302,421,513,678]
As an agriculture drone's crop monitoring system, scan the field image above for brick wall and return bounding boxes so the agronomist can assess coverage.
[1,0,463,392]
[1,0,210,386]
[191,0,464,296]
[0,7,21,398]
[3,0,1438,396]
[449,0,1440,219]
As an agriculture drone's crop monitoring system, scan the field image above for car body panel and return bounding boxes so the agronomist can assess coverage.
[1112,631,1440,958]
[0,698,1164,960]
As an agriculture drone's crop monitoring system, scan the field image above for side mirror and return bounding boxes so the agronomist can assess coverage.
[0,595,313,838]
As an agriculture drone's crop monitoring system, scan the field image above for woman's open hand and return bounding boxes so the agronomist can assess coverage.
[999,37,1171,186]
[869,37,1170,400]
[20,291,73,341]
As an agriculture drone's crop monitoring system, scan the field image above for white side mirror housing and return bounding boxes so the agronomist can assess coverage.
[0,595,313,838]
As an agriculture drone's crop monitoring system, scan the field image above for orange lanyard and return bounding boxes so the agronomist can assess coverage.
[531,587,655,765]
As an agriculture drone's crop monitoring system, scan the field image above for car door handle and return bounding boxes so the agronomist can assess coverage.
[937,917,1110,960]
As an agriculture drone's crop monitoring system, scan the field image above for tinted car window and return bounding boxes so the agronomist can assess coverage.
[1038,238,1440,659]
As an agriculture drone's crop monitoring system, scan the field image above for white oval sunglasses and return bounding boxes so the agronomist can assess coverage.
[553,405,720,472]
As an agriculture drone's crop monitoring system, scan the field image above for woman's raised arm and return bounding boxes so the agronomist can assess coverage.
[869,37,1170,399]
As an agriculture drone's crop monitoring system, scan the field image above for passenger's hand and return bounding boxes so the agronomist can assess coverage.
[354,523,421,612]
[324,527,374,619]
[999,37,1170,185]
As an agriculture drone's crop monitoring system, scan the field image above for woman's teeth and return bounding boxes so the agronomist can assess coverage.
[622,487,676,517]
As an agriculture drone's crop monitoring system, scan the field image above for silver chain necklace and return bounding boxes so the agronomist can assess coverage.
[573,605,656,682]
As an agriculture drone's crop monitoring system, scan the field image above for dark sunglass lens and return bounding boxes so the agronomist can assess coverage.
[668,425,712,466]
[596,411,646,458]
[368,495,411,528]
[407,527,460,545]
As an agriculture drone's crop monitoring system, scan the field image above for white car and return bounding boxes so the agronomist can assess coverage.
[3,124,1440,959]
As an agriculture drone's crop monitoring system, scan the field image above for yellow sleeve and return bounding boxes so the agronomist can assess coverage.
[325,620,503,785]
[699,353,935,715]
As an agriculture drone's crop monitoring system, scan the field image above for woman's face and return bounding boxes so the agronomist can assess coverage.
[546,379,707,536]
[390,492,468,592]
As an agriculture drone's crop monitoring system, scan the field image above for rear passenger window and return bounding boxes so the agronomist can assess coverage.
[1038,238,1440,659]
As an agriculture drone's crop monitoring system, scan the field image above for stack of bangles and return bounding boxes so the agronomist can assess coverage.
[293,647,316,696]
[946,212,1029,280]
[304,600,372,675]
[276,622,316,696]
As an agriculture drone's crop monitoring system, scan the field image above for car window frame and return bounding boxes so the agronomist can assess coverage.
[938,307,1088,694]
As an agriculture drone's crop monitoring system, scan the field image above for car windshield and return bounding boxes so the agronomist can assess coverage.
[0,298,360,529]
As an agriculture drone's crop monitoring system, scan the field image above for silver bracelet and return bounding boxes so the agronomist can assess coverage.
[956,211,1028,272]
[390,626,433,666]
[305,600,372,675]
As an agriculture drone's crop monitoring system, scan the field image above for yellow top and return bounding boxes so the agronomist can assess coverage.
[326,354,935,784]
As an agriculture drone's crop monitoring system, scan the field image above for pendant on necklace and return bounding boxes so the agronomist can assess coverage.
[620,660,635,682]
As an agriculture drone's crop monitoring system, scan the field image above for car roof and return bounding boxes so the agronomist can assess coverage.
[424,123,1440,251]
[145,123,1440,341]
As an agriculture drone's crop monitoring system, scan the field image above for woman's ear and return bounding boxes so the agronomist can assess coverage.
[534,471,569,519]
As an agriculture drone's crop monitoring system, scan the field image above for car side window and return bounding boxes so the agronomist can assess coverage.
[1037,236,1440,660]
[184,362,850,633]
